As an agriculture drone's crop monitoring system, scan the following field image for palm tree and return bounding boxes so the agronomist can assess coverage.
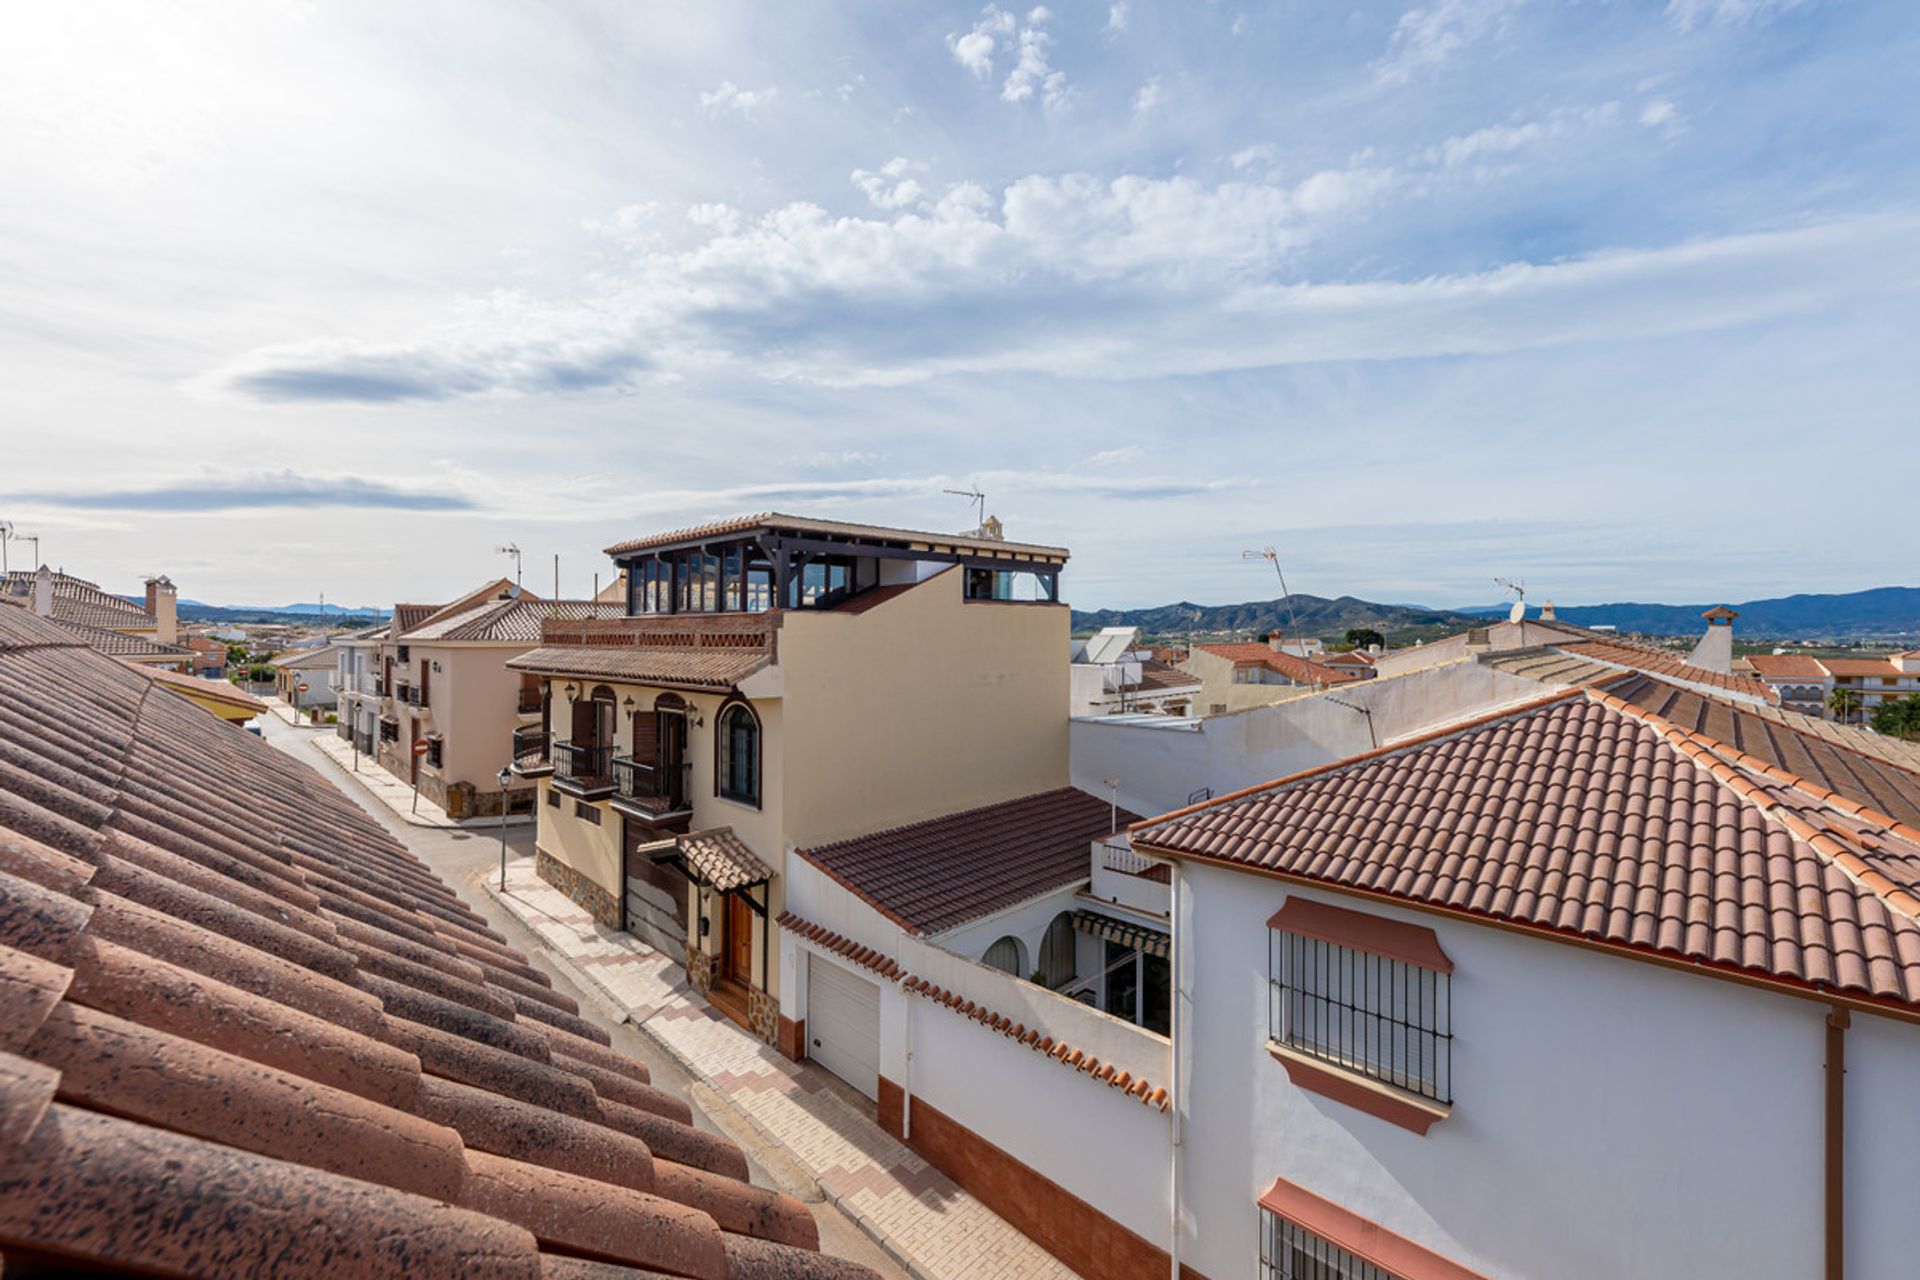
[1828,686,1863,724]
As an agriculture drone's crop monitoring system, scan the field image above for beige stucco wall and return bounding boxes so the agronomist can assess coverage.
[777,570,1069,847]
[1180,646,1317,716]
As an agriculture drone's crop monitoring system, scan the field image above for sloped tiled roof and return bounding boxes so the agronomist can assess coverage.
[1,570,156,631]
[1550,638,1778,703]
[0,601,192,661]
[506,645,772,690]
[123,662,270,717]
[268,645,337,668]
[1479,648,1621,687]
[1820,657,1905,678]
[391,603,440,633]
[1134,687,1920,1012]
[0,606,880,1279]
[1192,642,1359,686]
[676,828,774,893]
[605,512,1070,561]
[1128,659,1202,694]
[799,788,1138,936]
[1747,653,1832,681]
[407,600,625,644]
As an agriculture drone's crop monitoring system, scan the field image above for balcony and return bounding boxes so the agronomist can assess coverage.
[394,682,412,705]
[612,757,692,818]
[510,727,551,776]
[408,685,429,709]
[552,740,613,797]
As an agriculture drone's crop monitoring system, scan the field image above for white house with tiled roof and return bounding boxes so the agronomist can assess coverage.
[1131,683,1920,1280]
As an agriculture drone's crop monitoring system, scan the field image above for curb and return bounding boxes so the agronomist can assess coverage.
[476,874,938,1280]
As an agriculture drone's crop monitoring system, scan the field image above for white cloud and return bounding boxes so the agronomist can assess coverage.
[1229,144,1276,170]
[1003,10,1069,108]
[948,5,1016,77]
[1640,98,1680,129]
[1426,103,1620,169]
[1375,0,1525,85]
[1666,0,1808,30]
[852,157,928,210]
[1132,77,1165,116]
[1232,14,1249,36]
[699,81,778,116]
[1107,2,1129,33]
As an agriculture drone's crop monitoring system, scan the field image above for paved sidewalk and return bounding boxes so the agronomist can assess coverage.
[484,858,1077,1280]
[306,727,534,831]
[263,694,324,728]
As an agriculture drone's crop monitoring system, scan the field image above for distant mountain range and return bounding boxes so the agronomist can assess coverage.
[1071,595,1482,640]
[166,599,389,624]
[1075,586,1920,643]
[1457,587,1920,640]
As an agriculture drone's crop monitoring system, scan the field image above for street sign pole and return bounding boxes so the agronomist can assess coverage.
[412,738,430,813]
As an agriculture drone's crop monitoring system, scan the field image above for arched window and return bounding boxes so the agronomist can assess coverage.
[983,935,1027,977]
[1037,912,1077,988]
[717,700,760,806]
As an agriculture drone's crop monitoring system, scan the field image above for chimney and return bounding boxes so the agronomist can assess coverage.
[1540,599,1557,622]
[145,575,177,644]
[32,565,53,616]
[1686,606,1736,676]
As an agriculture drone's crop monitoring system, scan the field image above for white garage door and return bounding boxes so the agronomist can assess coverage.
[807,955,880,1100]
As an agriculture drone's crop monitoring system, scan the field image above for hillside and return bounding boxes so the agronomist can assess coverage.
[1458,586,1920,641]
[1071,594,1482,640]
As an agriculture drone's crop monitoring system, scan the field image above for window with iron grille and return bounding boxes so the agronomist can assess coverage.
[378,719,398,743]
[426,738,443,768]
[1261,1211,1399,1280]
[574,799,601,824]
[1269,928,1451,1103]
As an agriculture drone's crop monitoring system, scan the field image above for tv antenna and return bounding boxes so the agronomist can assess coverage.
[1242,546,1312,682]
[943,486,986,531]
[497,543,523,596]
[0,522,10,575]
[1494,577,1527,624]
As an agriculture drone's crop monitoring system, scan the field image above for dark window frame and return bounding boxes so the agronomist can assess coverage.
[1260,1211,1398,1280]
[714,697,761,808]
[1269,926,1452,1104]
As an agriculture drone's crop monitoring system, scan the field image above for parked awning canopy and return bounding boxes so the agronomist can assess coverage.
[650,826,773,893]
[1073,909,1168,959]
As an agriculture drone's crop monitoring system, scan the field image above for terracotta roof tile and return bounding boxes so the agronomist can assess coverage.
[1191,642,1359,686]
[1,571,157,631]
[1550,638,1778,702]
[1746,654,1832,680]
[798,787,1138,935]
[1133,688,1920,1012]
[506,644,771,689]
[0,606,881,1279]
[406,600,625,644]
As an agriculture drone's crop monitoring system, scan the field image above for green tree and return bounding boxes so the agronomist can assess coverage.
[1870,694,1920,741]
[1828,687,1863,724]
[1344,627,1386,651]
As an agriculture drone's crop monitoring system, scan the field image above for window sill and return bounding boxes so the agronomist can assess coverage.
[716,793,761,811]
[1267,1041,1451,1136]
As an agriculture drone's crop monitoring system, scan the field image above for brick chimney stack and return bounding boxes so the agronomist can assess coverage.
[145,575,177,644]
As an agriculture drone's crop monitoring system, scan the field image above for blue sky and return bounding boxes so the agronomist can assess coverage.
[1,0,1915,610]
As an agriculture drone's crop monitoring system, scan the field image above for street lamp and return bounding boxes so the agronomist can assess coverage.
[496,765,514,891]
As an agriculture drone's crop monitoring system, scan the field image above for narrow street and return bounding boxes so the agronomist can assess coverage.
[256,712,908,1280]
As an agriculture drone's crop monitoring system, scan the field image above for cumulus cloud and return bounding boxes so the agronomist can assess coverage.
[851,157,928,210]
[1107,2,1128,32]
[947,5,1015,77]
[699,81,778,116]
[950,6,1067,107]
[1375,0,1526,85]
[1132,77,1165,116]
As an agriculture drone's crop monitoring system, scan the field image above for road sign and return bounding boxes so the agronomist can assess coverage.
[295,682,309,694]
[412,739,431,756]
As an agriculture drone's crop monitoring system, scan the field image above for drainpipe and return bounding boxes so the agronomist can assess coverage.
[1825,1006,1848,1280]
[903,990,915,1142]
[1168,857,1183,1280]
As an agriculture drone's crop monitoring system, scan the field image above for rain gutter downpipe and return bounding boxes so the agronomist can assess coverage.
[1826,1005,1848,1280]
[1169,855,1183,1280]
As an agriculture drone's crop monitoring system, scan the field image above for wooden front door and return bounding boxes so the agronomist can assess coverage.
[725,894,754,985]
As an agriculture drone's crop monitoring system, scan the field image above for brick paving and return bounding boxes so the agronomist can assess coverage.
[485,858,1079,1280]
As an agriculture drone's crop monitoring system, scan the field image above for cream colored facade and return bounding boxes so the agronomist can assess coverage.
[1180,646,1322,717]
[377,639,544,819]
[526,568,1070,1003]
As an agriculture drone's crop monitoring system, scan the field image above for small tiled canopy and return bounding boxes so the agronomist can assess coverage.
[666,828,774,894]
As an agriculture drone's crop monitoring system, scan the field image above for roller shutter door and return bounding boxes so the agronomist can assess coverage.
[807,955,880,1100]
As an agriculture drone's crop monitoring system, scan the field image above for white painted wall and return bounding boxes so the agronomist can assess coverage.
[1073,660,1552,817]
[1176,861,1919,1280]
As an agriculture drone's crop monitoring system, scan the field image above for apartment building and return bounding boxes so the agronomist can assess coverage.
[269,645,338,713]
[509,513,1072,1047]
[373,580,620,819]
[1749,650,1920,723]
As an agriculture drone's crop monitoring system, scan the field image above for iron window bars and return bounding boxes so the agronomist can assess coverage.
[1261,1211,1399,1280]
[1269,928,1452,1104]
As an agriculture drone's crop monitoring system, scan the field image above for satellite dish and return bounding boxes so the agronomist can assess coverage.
[1508,600,1526,624]
[1494,577,1527,625]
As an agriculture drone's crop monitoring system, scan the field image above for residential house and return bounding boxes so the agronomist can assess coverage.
[125,660,268,724]
[508,512,1073,1053]
[1181,635,1361,716]
[0,602,881,1279]
[1748,651,1835,716]
[1366,612,1593,681]
[0,566,193,669]
[377,582,621,820]
[1070,626,1203,716]
[270,644,338,712]
[1793,650,1920,724]
[332,619,389,757]
[1130,680,1920,1280]
[182,634,228,679]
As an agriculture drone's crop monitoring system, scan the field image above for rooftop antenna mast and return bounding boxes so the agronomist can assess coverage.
[943,485,987,532]
[1494,577,1527,624]
[497,543,523,597]
[0,522,10,575]
[1242,544,1307,660]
